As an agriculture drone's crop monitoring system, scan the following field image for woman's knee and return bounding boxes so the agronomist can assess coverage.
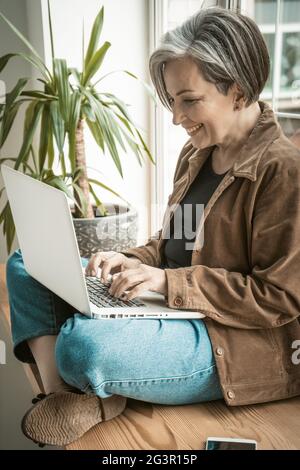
[55,316,147,391]
[6,249,27,292]
[55,316,108,390]
[6,249,23,277]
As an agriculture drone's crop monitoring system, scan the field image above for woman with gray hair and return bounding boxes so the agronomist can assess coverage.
[7,7,300,447]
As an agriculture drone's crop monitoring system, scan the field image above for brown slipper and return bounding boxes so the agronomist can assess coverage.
[21,391,127,446]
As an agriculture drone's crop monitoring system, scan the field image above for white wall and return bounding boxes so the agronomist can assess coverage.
[0,0,33,262]
[0,0,152,263]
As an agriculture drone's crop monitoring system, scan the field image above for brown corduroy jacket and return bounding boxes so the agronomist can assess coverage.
[122,102,300,406]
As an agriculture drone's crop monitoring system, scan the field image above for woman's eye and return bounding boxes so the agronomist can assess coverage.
[167,97,200,106]
[184,99,199,104]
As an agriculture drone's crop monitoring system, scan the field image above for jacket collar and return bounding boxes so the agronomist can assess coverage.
[188,101,282,182]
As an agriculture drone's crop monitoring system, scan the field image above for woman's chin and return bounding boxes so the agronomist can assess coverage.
[190,135,210,150]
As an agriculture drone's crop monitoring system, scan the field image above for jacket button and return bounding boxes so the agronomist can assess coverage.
[227,390,235,400]
[174,296,183,307]
[216,347,224,356]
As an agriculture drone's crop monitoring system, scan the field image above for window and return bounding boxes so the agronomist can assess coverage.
[242,0,300,153]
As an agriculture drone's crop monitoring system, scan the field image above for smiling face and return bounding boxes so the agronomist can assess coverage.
[163,56,241,150]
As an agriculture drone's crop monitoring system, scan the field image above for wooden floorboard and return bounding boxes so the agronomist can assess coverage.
[1,264,300,450]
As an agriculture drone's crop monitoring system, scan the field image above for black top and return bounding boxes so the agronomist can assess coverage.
[161,151,228,268]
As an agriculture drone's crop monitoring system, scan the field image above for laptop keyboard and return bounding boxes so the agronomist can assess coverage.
[86,277,147,308]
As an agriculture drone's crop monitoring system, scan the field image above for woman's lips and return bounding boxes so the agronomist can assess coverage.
[186,124,203,136]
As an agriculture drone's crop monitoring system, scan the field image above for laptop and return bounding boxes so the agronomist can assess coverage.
[1,165,205,320]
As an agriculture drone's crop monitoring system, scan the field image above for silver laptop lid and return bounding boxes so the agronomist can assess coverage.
[1,165,92,316]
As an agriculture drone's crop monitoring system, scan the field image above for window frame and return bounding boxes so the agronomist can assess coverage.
[241,0,300,120]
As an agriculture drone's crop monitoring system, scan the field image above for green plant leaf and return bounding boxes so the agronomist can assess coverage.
[94,69,157,103]
[53,58,71,123]
[15,101,43,170]
[114,112,136,137]
[0,101,23,147]
[0,12,51,80]
[82,41,111,86]
[0,202,15,254]
[39,104,51,172]
[49,100,65,156]
[0,53,15,73]
[135,127,155,164]
[101,92,132,122]
[68,91,82,173]
[118,125,143,166]
[0,12,43,62]
[47,0,55,62]
[93,68,124,86]
[29,146,39,174]
[72,182,88,217]
[69,68,82,86]
[88,178,129,204]
[41,168,54,180]
[5,78,28,108]
[88,183,107,216]
[72,165,85,184]
[20,90,57,100]
[45,176,74,200]
[98,93,154,166]
[84,91,123,177]
[122,70,157,102]
[84,6,104,71]
[0,52,50,81]
[82,103,96,122]
[0,157,34,173]
[41,175,84,215]
[101,105,127,154]
[86,119,104,152]
[0,187,5,200]
[47,123,55,169]
[23,100,37,137]
[82,19,85,73]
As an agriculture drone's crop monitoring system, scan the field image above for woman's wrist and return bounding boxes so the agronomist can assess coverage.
[125,255,143,266]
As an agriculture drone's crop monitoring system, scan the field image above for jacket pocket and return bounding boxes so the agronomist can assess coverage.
[211,325,285,386]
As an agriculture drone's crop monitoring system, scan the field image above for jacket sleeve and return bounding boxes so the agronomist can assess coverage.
[119,229,162,267]
[165,164,300,329]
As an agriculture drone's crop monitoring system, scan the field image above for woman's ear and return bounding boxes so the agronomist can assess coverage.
[231,83,245,111]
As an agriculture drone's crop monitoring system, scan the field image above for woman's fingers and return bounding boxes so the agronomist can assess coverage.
[85,251,118,278]
[101,254,124,283]
[109,269,145,298]
[85,253,103,276]
[126,281,151,301]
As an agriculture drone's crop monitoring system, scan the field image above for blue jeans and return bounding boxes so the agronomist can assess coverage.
[6,249,223,405]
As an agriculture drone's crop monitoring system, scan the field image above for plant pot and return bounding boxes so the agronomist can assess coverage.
[71,202,138,259]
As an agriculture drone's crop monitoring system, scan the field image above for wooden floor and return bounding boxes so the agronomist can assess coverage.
[1,264,300,450]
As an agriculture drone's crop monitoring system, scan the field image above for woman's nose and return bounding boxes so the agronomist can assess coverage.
[172,104,185,126]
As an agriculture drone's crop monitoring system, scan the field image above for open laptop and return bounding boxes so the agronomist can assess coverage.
[1,165,205,320]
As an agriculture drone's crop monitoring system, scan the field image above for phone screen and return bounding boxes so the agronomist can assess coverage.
[206,438,257,450]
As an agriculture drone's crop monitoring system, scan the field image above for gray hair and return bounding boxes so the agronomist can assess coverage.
[149,7,270,110]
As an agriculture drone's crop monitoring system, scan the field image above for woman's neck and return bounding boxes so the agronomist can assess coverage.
[212,102,262,170]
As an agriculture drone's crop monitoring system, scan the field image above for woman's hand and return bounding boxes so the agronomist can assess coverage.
[85,251,142,281]
[108,264,167,301]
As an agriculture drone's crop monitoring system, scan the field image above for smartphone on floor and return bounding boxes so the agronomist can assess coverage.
[206,437,257,450]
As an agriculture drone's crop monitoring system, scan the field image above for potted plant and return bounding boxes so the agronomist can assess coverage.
[0,2,155,258]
